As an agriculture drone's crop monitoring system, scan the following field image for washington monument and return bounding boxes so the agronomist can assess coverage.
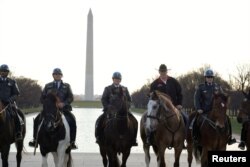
[85,9,94,100]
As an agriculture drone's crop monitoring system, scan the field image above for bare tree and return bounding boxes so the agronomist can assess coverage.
[229,64,250,91]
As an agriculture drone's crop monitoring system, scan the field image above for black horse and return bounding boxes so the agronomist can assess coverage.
[97,87,137,167]
[0,100,26,167]
[36,92,72,167]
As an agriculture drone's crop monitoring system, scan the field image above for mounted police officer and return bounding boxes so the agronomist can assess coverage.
[29,68,77,149]
[0,64,23,141]
[95,72,138,146]
[192,68,236,145]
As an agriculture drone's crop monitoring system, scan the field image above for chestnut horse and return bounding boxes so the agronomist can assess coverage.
[97,86,137,167]
[0,100,26,167]
[187,93,230,167]
[237,91,250,151]
[140,90,185,167]
[36,92,72,167]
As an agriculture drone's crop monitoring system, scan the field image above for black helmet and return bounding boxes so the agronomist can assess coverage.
[204,69,214,77]
[112,72,122,80]
[52,68,63,75]
[0,64,10,72]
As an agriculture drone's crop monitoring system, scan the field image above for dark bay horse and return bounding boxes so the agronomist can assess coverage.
[97,87,137,167]
[37,92,72,167]
[187,93,230,167]
[140,90,185,167]
[0,100,26,167]
[237,91,250,151]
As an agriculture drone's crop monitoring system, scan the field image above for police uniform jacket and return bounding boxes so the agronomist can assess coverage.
[101,84,132,111]
[150,77,182,106]
[0,77,20,104]
[194,82,223,113]
[40,80,74,111]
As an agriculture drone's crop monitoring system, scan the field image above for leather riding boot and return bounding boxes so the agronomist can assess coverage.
[129,112,138,146]
[29,114,39,148]
[14,113,23,142]
[227,116,236,145]
[65,111,78,150]
[238,125,246,150]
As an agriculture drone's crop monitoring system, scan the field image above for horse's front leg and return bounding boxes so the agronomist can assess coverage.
[57,143,67,167]
[42,154,49,167]
[51,152,59,167]
[157,146,166,167]
[201,148,208,167]
[173,146,183,167]
[1,146,10,167]
[143,143,150,167]
[121,149,131,167]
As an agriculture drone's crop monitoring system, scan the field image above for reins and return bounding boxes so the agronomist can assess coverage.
[0,104,9,114]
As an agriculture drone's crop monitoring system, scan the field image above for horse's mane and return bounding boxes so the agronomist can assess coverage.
[155,90,179,116]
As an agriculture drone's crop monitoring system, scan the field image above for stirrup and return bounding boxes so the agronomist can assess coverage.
[29,139,38,148]
[70,142,78,150]
[227,138,236,145]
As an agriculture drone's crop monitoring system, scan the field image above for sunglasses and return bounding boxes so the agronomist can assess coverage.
[206,76,214,78]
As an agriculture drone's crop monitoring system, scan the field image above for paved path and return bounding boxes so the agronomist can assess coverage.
[4,151,200,167]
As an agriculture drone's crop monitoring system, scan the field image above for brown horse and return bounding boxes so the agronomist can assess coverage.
[237,91,250,151]
[187,93,230,167]
[140,90,185,167]
[97,87,137,167]
[0,100,26,167]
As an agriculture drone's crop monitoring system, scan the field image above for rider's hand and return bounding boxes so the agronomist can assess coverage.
[57,102,65,109]
[197,109,203,114]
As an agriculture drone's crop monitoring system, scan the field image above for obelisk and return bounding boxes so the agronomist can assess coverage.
[85,9,94,101]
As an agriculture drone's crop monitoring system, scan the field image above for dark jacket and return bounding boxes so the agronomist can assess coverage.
[150,77,182,106]
[101,84,132,111]
[0,77,20,104]
[40,80,74,111]
[194,82,223,113]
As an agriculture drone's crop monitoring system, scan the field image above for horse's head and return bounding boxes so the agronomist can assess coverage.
[147,90,179,120]
[108,87,128,117]
[237,91,250,123]
[41,92,61,133]
[210,92,229,128]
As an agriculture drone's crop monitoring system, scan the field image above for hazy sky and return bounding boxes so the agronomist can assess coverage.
[0,0,249,95]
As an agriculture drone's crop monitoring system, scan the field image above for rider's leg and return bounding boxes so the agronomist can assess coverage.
[128,112,138,146]
[227,115,236,145]
[64,110,77,149]
[180,111,189,148]
[12,107,23,141]
[29,113,40,147]
[238,123,247,150]
[95,113,105,144]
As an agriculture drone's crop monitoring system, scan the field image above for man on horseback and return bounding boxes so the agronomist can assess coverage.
[238,90,250,150]
[192,68,236,145]
[95,71,138,146]
[0,64,23,141]
[29,68,77,149]
[149,64,188,146]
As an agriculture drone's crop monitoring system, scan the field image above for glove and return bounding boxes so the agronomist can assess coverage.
[197,109,203,114]
[176,105,183,110]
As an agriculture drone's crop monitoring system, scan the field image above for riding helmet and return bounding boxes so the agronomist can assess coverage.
[0,64,10,72]
[52,68,63,75]
[112,72,122,80]
[204,69,214,77]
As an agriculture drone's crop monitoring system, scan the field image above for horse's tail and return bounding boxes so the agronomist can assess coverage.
[193,144,202,163]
